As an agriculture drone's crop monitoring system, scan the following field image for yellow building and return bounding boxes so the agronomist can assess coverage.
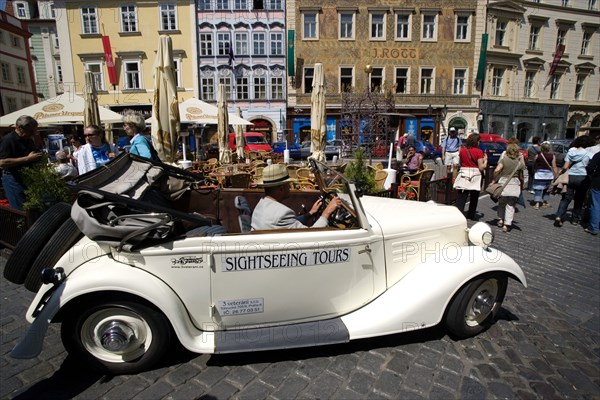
[55,0,196,117]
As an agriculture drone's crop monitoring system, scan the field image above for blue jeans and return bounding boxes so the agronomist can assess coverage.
[555,175,590,221]
[2,173,25,210]
[589,187,600,233]
[534,188,549,204]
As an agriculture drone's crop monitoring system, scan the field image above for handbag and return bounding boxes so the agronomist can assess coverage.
[549,171,569,195]
[485,161,522,202]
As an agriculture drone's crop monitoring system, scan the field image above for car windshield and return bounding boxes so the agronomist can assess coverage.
[246,136,267,144]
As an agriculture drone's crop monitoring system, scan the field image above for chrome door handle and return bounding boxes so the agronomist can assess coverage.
[358,245,371,254]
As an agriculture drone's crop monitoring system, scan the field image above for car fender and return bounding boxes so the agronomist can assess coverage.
[12,255,215,359]
[341,246,526,340]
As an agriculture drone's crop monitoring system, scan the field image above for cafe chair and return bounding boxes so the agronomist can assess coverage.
[399,169,434,201]
[374,169,388,191]
[296,167,312,182]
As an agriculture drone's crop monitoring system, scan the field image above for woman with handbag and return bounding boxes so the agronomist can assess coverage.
[532,142,557,209]
[493,144,525,232]
[454,133,487,220]
[553,135,595,227]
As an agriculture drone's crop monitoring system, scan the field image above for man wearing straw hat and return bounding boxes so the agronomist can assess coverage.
[252,164,342,230]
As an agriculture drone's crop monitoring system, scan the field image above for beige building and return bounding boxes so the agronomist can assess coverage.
[479,0,600,140]
[54,0,197,118]
[286,0,483,145]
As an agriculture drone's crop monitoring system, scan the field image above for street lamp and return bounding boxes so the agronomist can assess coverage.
[364,64,373,93]
[512,121,516,137]
[541,122,547,140]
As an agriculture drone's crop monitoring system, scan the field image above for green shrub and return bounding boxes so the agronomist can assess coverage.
[344,148,376,194]
[22,158,71,211]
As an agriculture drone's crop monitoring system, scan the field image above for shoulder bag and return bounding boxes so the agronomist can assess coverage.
[485,161,521,202]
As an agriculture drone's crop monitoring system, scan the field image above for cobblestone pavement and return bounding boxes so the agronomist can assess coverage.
[1,193,599,400]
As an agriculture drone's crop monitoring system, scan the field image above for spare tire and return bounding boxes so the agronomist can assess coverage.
[24,217,84,292]
[3,203,72,284]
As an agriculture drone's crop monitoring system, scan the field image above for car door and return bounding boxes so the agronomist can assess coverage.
[207,227,383,329]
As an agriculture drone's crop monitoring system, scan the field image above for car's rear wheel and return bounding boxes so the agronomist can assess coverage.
[61,299,171,374]
[445,274,508,338]
[3,203,71,284]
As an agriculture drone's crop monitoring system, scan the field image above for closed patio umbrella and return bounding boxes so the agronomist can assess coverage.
[310,63,326,162]
[151,35,180,163]
[235,107,245,161]
[83,70,100,128]
[217,83,232,164]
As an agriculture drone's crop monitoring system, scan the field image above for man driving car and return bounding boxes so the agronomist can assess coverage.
[251,164,342,230]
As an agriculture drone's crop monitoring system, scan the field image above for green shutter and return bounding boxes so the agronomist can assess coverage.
[476,33,488,82]
[287,30,295,76]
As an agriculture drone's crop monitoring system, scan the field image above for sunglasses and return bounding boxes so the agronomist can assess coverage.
[84,133,99,137]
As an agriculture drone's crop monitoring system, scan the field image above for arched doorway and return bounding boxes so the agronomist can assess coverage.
[247,118,275,143]
[448,117,467,136]
[490,121,505,135]
[516,122,532,143]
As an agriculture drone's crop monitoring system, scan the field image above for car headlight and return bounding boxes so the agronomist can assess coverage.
[468,222,494,249]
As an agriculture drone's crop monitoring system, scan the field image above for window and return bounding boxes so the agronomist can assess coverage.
[271,76,284,99]
[217,32,231,56]
[370,67,383,92]
[267,0,282,10]
[50,3,56,18]
[216,0,229,10]
[492,67,504,96]
[235,32,248,55]
[219,77,232,98]
[420,68,434,94]
[303,13,318,39]
[86,63,104,91]
[200,33,213,56]
[556,29,566,48]
[236,76,249,100]
[81,7,98,34]
[270,32,283,55]
[524,70,536,98]
[1,62,12,82]
[589,0,597,10]
[52,28,59,47]
[370,13,385,40]
[339,12,354,40]
[550,74,561,99]
[124,61,141,89]
[234,0,247,10]
[198,0,211,10]
[16,3,26,18]
[340,67,353,92]
[562,0,569,5]
[396,13,411,40]
[6,98,17,113]
[422,14,436,41]
[453,69,466,95]
[581,31,591,55]
[159,4,177,31]
[254,76,267,99]
[575,74,585,100]
[456,14,470,41]
[10,35,21,48]
[395,67,408,94]
[201,76,215,100]
[529,26,541,50]
[120,5,138,32]
[253,32,266,55]
[173,59,182,88]
[56,65,63,82]
[304,67,314,93]
[495,20,507,46]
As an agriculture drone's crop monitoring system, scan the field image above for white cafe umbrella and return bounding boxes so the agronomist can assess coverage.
[0,93,122,127]
[217,84,232,164]
[83,71,101,127]
[151,35,180,163]
[235,107,245,161]
[310,63,326,162]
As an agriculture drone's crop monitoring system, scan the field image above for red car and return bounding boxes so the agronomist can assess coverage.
[479,134,528,163]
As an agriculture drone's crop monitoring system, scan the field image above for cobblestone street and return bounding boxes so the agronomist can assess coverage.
[1,193,599,399]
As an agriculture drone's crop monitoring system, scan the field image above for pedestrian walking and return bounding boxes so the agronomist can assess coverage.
[532,142,557,209]
[585,151,600,235]
[526,137,542,192]
[454,133,487,220]
[441,127,461,181]
[494,144,525,232]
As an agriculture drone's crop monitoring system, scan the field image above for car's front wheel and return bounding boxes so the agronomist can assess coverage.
[445,274,508,339]
[61,299,171,374]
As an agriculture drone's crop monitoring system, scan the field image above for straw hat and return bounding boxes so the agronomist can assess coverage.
[258,164,294,187]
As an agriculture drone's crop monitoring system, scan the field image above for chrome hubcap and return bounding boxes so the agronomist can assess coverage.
[465,279,499,327]
[100,321,136,352]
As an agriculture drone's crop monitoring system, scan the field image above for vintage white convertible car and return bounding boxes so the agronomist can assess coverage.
[8,154,526,374]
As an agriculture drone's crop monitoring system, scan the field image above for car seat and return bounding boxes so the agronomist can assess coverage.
[234,195,252,233]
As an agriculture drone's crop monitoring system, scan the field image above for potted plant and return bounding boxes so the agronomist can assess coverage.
[22,158,72,216]
[344,148,377,194]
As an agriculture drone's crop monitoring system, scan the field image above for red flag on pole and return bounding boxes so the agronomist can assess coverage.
[102,36,118,86]
[548,44,565,76]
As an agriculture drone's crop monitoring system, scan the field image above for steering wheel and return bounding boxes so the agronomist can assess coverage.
[317,191,357,229]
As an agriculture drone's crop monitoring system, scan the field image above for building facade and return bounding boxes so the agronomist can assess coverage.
[480,0,600,141]
[54,0,197,119]
[196,0,287,145]
[286,0,483,146]
[0,8,36,117]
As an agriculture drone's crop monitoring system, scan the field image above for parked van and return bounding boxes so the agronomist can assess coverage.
[228,132,272,152]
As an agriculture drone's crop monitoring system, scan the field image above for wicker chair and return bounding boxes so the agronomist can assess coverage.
[296,167,312,181]
[230,173,252,188]
[399,169,435,201]
[374,169,388,191]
